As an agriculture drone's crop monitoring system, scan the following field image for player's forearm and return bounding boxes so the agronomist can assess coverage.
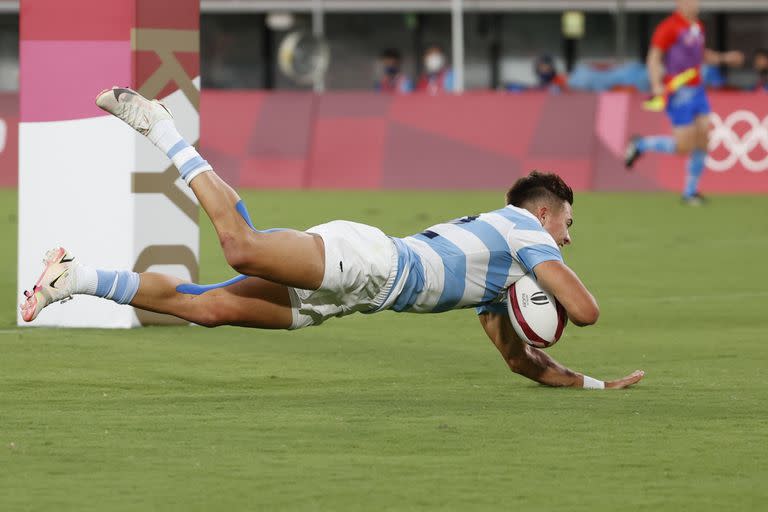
[703,49,722,66]
[646,49,665,91]
[507,346,582,388]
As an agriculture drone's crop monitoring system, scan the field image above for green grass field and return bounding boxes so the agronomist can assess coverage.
[1,188,767,511]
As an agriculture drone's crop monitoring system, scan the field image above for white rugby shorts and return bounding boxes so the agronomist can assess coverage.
[287,220,400,329]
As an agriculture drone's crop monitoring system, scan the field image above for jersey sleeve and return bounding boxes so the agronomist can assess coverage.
[507,228,563,276]
[651,18,678,51]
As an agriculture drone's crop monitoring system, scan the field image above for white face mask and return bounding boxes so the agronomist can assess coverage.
[425,53,445,73]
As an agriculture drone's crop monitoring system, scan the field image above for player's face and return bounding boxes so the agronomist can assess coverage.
[677,0,699,19]
[541,201,573,248]
[755,53,768,72]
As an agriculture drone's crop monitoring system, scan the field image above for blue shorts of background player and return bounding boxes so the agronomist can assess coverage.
[666,85,711,126]
[625,84,712,205]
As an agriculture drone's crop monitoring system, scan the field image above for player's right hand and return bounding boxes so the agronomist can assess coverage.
[605,370,645,389]
[722,50,745,67]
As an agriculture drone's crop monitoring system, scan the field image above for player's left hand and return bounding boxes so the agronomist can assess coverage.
[604,370,644,389]
[722,51,745,67]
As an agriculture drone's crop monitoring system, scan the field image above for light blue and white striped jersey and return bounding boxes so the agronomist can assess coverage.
[385,205,563,314]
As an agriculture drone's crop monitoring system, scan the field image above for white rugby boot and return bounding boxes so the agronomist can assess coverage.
[20,248,77,322]
[95,87,173,135]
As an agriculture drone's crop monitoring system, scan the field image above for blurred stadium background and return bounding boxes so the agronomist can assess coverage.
[2,0,768,190]
[2,1,768,510]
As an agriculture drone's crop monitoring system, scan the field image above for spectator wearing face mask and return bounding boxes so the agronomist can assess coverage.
[375,48,413,94]
[416,45,455,94]
[534,54,568,92]
[754,48,768,91]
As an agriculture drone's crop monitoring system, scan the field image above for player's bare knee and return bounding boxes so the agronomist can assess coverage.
[676,140,694,154]
[696,133,710,150]
[220,230,259,274]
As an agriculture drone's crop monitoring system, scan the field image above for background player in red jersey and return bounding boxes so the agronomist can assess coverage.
[624,0,743,205]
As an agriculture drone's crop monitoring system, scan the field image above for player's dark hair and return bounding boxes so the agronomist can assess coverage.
[756,48,768,59]
[380,48,401,60]
[505,171,574,209]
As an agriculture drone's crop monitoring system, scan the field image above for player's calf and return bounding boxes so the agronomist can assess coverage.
[173,297,234,328]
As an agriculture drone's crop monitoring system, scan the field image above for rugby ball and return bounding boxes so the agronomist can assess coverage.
[507,275,567,348]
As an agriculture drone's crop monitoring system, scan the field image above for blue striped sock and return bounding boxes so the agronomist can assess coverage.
[636,136,676,154]
[95,270,140,305]
[167,139,212,184]
[147,119,212,185]
[684,149,707,198]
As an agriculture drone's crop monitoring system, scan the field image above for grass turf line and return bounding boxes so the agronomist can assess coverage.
[1,188,767,511]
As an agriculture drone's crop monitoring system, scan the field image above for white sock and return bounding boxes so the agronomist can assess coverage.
[147,119,182,153]
[72,265,140,304]
[147,120,212,185]
[72,264,98,295]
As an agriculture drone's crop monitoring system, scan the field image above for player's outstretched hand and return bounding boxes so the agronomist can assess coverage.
[604,370,645,389]
[722,50,745,67]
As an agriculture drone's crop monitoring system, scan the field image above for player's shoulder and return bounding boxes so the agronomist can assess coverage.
[655,14,678,32]
[651,13,685,49]
[663,11,697,32]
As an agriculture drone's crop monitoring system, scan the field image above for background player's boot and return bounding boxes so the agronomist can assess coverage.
[624,136,642,170]
[681,193,707,206]
[20,248,77,322]
[95,87,172,136]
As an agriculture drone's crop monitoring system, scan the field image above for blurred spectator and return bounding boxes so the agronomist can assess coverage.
[416,45,454,94]
[567,61,650,92]
[533,55,568,92]
[374,48,412,94]
[754,48,768,91]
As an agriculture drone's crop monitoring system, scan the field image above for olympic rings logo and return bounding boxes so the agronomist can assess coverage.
[707,110,768,172]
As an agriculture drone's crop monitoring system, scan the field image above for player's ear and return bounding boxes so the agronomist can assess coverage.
[537,205,548,224]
